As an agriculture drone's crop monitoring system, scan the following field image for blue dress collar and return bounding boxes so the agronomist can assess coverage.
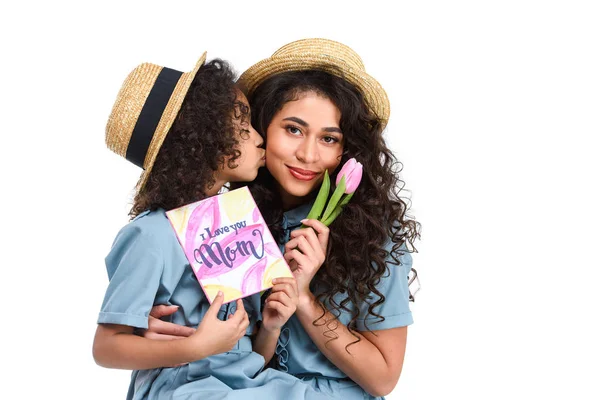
[281,201,314,230]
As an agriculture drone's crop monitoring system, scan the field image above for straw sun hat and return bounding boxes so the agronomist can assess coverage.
[106,52,207,190]
[238,38,390,126]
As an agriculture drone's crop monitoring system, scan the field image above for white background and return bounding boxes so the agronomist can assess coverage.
[2,1,599,399]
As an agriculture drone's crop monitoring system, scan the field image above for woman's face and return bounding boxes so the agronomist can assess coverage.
[265,91,344,209]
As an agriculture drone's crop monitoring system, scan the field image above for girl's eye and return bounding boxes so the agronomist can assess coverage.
[286,125,302,136]
[240,129,251,140]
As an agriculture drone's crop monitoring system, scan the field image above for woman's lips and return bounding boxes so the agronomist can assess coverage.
[287,166,318,181]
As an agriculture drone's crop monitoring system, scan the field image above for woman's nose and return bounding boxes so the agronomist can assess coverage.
[296,139,319,164]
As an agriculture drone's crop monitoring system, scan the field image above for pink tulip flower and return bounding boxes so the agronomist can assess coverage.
[336,158,363,194]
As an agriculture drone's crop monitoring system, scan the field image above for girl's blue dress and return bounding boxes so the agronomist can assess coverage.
[97,209,331,399]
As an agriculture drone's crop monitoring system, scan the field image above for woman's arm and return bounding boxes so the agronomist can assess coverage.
[285,219,409,397]
[143,305,196,340]
[295,294,407,397]
[93,294,249,370]
[93,323,206,369]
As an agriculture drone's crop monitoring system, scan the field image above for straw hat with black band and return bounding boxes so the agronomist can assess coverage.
[106,52,207,190]
[238,38,390,127]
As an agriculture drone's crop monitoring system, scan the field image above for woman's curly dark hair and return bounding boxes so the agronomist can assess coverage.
[130,59,250,218]
[239,70,421,349]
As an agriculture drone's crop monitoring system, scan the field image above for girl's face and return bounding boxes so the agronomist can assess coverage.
[265,91,344,209]
[216,92,266,188]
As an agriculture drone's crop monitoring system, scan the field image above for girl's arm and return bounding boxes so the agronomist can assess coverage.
[141,279,299,365]
[253,277,299,364]
[252,325,280,365]
[93,294,249,370]
[285,219,409,397]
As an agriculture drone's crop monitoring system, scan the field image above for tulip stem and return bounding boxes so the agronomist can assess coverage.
[301,170,330,228]
[321,175,346,223]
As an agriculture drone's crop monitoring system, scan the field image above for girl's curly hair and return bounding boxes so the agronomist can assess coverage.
[240,70,421,349]
[130,59,250,218]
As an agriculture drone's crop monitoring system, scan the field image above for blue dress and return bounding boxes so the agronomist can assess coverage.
[97,209,333,399]
[272,203,414,399]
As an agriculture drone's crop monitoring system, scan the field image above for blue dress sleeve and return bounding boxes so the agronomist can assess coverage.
[97,222,164,329]
[354,241,414,331]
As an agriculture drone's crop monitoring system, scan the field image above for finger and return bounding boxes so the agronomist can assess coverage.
[266,291,286,303]
[234,299,247,325]
[293,233,324,266]
[285,233,315,253]
[299,219,330,252]
[205,291,224,318]
[284,249,310,267]
[299,218,329,235]
[294,236,318,263]
[147,317,195,337]
[239,312,250,331]
[290,228,321,255]
[284,249,309,266]
[267,291,293,308]
[241,307,250,330]
[230,309,250,334]
[228,300,248,324]
[237,301,250,328]
[228,311,248,330]
[270,283,297,301]
[284,238,301,253]
[143,331,189,341]
[264,300,288,316]
[273,277,299,297]
[271,277,296,285]
[236,299,245,312]
[149,304,179,318]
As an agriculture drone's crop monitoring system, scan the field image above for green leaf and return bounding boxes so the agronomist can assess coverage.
[321,175,346,222]
[338,191,354,207]
[323,192,354,226]
[322,205,343,226]
[302,171,330,228]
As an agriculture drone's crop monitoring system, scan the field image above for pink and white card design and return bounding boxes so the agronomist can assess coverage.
[166,187,293,304]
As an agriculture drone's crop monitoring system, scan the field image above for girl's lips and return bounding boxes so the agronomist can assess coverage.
[287,166,318,181]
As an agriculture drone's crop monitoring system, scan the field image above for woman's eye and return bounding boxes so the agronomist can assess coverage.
[322,136,339,144]
[286,125,302,135]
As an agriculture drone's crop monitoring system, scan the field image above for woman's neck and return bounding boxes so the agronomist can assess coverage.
[278,184,315,211]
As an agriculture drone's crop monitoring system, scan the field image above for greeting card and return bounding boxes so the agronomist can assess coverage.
[166,187,293,304]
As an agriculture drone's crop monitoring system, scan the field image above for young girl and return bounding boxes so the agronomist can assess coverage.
[94,54,330,399]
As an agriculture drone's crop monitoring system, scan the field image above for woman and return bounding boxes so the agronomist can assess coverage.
[147,39,419,399]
